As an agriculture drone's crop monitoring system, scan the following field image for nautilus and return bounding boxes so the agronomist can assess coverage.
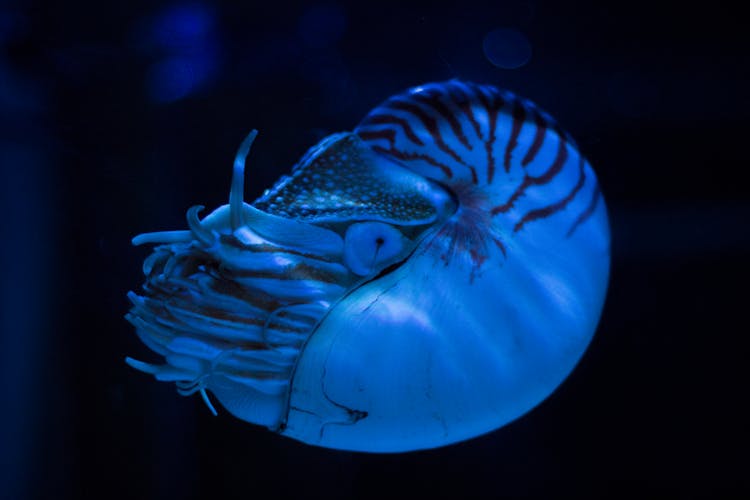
[126,81,609,452]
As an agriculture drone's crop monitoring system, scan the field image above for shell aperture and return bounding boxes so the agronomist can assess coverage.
[126,80,609,452]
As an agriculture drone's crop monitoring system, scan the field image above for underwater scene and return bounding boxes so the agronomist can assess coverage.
[1,0,746,498]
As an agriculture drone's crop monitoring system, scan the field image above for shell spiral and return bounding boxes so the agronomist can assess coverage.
[126,81,610,452]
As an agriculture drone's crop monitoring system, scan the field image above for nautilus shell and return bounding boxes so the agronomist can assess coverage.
[126,81,609,452]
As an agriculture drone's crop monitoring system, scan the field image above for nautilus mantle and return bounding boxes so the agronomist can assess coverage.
[126,81,610,452]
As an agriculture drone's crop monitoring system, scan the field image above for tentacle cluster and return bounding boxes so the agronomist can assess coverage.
[125,130,451,426]
[126,132,345,425]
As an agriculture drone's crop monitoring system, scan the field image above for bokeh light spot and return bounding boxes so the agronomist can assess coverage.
[140,3,220,103]
[147,57,198,103]
[151,3,213,50]
[483,28,532,69]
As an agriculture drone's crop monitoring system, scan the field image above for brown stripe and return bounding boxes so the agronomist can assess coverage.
[534,138,569,184]
[191,305,309,334]
[372,145,454,179]
[566,183,601,238]
[492,236,507,258]
[475,86,503,184]
[514,155,586,232]
[358,114,424,146]
[447,83,482,139]
[226,262,348,285]
[143,294,307,335]
[138,245,298,316]
[218,235,338,263]
[205,273,285,312]
[153,273,285,317]
[231,369,292,380]
[469,165,478,185]
[491,138,569,215]
[387,98,468,167]
[358,128,396,147]
[413,90,472,150]
[504,100,526,172]
[521,110,548,167]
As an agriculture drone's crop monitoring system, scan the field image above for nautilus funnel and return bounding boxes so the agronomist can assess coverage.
[126,80,609,452]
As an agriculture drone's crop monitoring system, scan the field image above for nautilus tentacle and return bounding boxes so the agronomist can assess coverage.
[126,81,609,452]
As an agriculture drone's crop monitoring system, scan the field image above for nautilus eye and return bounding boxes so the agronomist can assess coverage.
[126,80,609,452]
[344,222,406,276]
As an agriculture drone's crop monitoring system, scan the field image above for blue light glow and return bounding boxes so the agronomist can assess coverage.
[482,28,532,69]
[150,3,213,51]
[142,3,219,103]
[147,56,200,103]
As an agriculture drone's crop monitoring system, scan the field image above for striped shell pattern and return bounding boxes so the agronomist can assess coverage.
[126,81,610,452]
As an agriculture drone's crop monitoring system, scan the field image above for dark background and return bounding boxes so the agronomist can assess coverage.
[1,0,747,498]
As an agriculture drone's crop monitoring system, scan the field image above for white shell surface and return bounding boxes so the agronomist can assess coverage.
[282,191,609,452]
